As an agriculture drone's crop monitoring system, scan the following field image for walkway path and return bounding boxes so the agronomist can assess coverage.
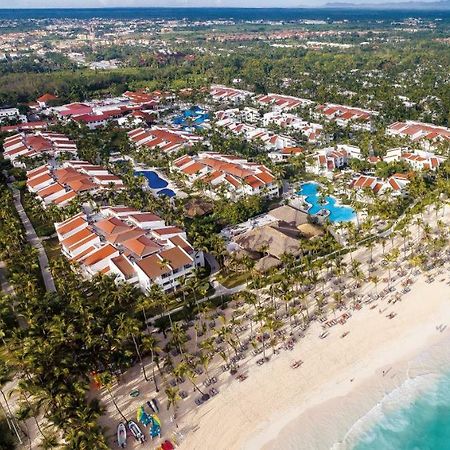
[205,253,220,274]
[0,261,14,296]
[11,188,56,293]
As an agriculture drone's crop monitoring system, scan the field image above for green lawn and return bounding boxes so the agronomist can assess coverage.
[216,271,248,289]
[43,237,62,262]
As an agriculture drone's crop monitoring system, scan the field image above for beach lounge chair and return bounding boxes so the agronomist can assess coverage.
[209,388,219,396]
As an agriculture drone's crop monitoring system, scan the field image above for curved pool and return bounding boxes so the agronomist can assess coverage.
[298,182,355,223]
[135,170,168,189]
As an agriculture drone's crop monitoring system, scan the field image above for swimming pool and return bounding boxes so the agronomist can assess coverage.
[298,182,355,223]
[157,188,176,198]
[173,106,209,128]
[135,170,168,189]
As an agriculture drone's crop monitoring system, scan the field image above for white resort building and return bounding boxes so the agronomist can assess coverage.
[171,152,279,199]
[307,144,362,177]
[3,131,77,167]
[127,127,203,155]
[55,206,204,292]
[387,121,450,150]
[26,161,124,208]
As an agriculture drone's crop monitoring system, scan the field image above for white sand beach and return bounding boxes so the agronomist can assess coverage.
[96,266,450,450]
[176,274,450,450]
[96,206,450,450]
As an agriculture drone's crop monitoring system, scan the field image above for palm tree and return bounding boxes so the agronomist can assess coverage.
[385,248,400,288]
[0,360,23,445]
[98,372,127,423]
[117,314,149,382]
[142,335,162,393]
[165,386,181,427]
[11,380,47,440]
[370,275,380,295]
[198,351,213,382]
[173,361,209,400]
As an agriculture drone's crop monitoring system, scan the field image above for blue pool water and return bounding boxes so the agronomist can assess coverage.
[135,170,168,189]
[173,106,209,128]
[157,188,176,198]
[298,182,355,222]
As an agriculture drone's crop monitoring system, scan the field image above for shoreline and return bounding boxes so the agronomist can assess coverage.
[176,272,450,450]
[254,322,450,450]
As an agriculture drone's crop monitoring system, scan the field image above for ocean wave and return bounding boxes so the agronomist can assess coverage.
[334,371,442,450]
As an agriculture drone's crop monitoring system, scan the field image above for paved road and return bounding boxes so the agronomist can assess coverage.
[11,188,56,293]
[0,261,14,296]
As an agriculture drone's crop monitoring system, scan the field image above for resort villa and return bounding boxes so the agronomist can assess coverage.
[214,116,296,151]
[171,152,279,199]
[351,173,410,197]
[262,111,323,142]
[386,121,450,149]
[316,103,377,130]
[383,147,444,171]
[26,160,124,208]
[55,206,204,292]
[268,147,304,162]
[255,93,314,111]
[3,131,77,167]
[209,85,254,103]
[307,144,362,177]
[127,127,203,155]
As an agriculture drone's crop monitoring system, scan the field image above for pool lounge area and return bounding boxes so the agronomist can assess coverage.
[297,182,356,223]
[134,170,176,198]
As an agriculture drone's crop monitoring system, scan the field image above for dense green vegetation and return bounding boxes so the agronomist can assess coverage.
[1,30,449,126]
[0,15,449,449]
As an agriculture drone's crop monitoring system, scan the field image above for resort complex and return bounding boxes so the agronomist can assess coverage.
[172,152,278,199]
[26,161,124,207]
[0,8,450,450]
[3,131,77,166]
[55,206,204,291]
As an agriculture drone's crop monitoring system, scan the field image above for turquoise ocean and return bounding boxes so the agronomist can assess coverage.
[339,336,450,450]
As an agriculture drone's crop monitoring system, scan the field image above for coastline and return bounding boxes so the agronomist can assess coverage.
[177,272,450,450]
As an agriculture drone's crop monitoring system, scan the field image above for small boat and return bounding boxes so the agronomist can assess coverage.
[151,398,160,413]
[147,398,159,413]
[117,422,127,448]
[128,420,145,443]
[149,414,161,439]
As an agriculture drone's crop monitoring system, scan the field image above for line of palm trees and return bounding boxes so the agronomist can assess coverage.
[1,157,449,448]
